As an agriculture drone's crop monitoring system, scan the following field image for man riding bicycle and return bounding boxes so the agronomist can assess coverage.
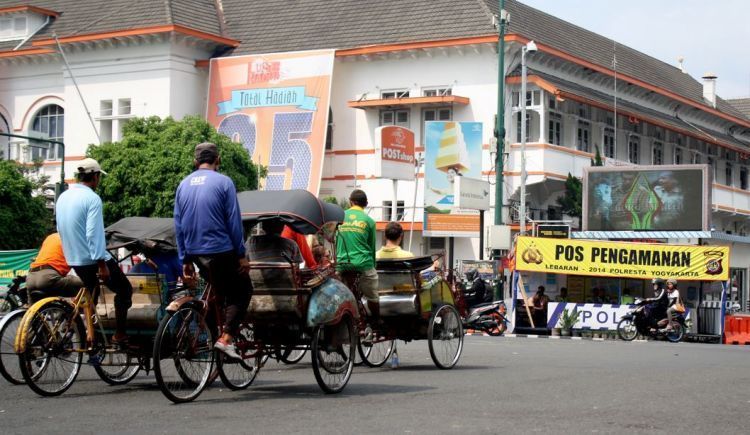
[26,232,84,297]
[174,142,252,359]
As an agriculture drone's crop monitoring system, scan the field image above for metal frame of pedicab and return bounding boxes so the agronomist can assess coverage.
[348,255,467,369]
[10,217,184,395]
[151,190,358,403]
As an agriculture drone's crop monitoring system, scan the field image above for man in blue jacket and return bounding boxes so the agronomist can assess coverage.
[174,142,252,359]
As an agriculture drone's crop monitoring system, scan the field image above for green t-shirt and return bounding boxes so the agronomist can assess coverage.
[336,206,376,272]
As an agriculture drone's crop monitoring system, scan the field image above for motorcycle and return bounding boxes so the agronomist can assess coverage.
[617,298,686,343]
[0,275,27,316]
[463,300,508,336]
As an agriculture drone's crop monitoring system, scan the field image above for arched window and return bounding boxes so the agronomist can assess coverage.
[0,113,9,160]
[30,104,64,160]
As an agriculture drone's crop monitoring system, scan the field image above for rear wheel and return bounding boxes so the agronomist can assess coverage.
[94,352,140,385]
[153,307,214,403]
[217,323,261,390]
[0,310,26,384]
[617,318,638,341]
[428,305,463,369]
[357,337,394,368]
[277,345,307,364]
[665,322,684,343]
[311,315,356,394]
[486,313,506,337]
[19,302,83,396]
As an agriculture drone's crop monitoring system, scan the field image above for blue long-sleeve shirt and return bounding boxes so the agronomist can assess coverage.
[174,169,245,263]
[55,184,112,266]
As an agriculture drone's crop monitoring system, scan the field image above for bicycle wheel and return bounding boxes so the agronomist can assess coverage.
[153,307,214,403]
[217,323,261,390]
[617,318,638,341]
[311,314,356,394]
[277,345,308,364]
[357,337,394,368]
[19,302,84,396]
[0,296,14,316]
[428,305,463,370]
[94,352,140,385]
[0,310,26,384]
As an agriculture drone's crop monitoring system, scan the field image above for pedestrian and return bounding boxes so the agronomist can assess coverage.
[174,142,252,359]
[56,158,133,345]
[26,232,84,297]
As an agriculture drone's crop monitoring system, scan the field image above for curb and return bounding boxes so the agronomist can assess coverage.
[465,331,641,342]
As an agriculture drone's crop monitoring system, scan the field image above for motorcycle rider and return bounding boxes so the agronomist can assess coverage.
[464,268,489,308]
[664,278,681,331]
[642,278,669,329]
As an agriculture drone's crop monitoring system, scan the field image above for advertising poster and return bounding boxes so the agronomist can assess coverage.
[423,121,483,237]
[583,165,710,231]
[207,50,335,194]
[0,249,37,285]
[515,236,730,281]
[374,126,415,180]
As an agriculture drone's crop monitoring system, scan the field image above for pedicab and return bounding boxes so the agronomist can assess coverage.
[12,217,187,396]
[152,190,358,403]
[342,256,465,369]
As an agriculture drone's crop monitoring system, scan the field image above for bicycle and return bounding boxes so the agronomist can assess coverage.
[14,284,140,396]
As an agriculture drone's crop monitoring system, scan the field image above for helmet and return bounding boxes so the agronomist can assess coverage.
[465,268,478,281]
[666,278,677,285]
[651,278,664,285]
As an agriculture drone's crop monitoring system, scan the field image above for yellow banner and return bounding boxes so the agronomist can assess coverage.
[514,236,729,281]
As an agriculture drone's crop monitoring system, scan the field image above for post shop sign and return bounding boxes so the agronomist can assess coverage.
[375,126,415,180]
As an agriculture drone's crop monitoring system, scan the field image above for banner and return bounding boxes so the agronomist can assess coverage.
[207,50,335,194]
[423,121,482,237]
[515,236,729,281]
[0,249,37,285]
[546,302,692,330]
[375,126,415,180]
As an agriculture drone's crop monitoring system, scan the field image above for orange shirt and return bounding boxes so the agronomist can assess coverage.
[281,225,317,268]
[30,233,71,276]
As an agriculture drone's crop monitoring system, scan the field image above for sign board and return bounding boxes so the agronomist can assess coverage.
[536,224,570,239]
[375,126,415,180]
[207,50,335,194]
[458,260,498,281]
[0,249,37,285]
[453,176,490,210]
[515,236,730,281]
[583,164,711,231]
[546,302,692,330]
[423,121,483,237]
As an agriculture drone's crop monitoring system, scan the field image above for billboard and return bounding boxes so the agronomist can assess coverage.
[514,236,729,281]
[374,126,415,180]
[0,249,37,285]
[454,176,490,210]
[583,165,711,231]
[207,50,335,194]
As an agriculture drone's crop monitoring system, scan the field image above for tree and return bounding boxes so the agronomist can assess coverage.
[0,160,53,249]
[556,173,582,220]
[88,116,263,225]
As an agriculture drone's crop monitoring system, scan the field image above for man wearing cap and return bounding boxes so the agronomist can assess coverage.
[174,142,251,359]
[56,158,133,345]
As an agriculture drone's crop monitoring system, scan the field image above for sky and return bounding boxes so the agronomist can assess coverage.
[518,0,750,99]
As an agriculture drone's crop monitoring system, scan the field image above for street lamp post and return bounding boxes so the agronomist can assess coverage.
[494,0,508,226]
[519,40,537,235]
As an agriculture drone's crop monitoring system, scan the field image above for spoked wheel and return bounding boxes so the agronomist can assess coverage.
[357,336,394,368]
[153,307,214,403]
[0,310,26,384]
[217,323,261,390]
[94,351,141,385]
[665,322,685,343]
[276,345,308,364]
[311,314,356,394]
[428,305,464,370]
[486,314,506,337]
[617,318,638,341]
[19,302,84,396]
[0,296,14,316]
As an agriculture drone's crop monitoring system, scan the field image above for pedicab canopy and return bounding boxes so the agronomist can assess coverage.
[514,236,730,281]
[237,189,344,235]
[105,217,177,254]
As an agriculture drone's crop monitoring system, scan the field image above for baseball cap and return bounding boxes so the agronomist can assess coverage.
[76,158,107,175]
[194,142,219,161]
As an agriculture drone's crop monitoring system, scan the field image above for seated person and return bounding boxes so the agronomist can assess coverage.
[556,287,569,303]
[130,250,182,290]
[247,218,303,264]
[376,222,441,270]
[312,245,331,267]
[26,232,84,297]
[281,225,317,268]
[463,268,490,308]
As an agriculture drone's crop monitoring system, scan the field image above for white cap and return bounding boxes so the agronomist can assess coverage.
[76,158,107,175]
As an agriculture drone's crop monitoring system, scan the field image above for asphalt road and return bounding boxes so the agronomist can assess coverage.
[0,337,748,434]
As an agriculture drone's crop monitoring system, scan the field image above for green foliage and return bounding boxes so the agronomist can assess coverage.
[0,160,53,249]
[87,116,264,225]
[591,145,603,167]
[559,308,580,330]
[556,173,582,219]
[322,196,350,210]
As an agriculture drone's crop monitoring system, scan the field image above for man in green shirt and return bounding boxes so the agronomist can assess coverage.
[337,190,380,327]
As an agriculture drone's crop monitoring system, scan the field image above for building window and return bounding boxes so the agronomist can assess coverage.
[725,162,733,186]
[548,95,557,110]
[674,147,683,165]
[578,103,590,119]
[422,107,452,144]
[513,90,541,108]
[117,98,131,116]
[381,89,409,99]
[548,112,562,145]
[516,112,531,143]
[380,109,409,127]
[325,108,333,150]
[428,237,445,250]
[628,136,640,164]
[693,153,702,164]
[603,128,615,159]
[423,87,452,97]
[707,156,715,173]
[652,141,663,165]
[0,114,10,160]
[741,167,748,190]
[383,200,405,221]
[576,120,590,153]
[30,104,64,161]
[0,16,27,41]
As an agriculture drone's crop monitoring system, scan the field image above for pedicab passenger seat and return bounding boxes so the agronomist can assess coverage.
[247,261,308,318]
[96,273,163,329]
[375,256,434,317]
[376,256,434,272]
